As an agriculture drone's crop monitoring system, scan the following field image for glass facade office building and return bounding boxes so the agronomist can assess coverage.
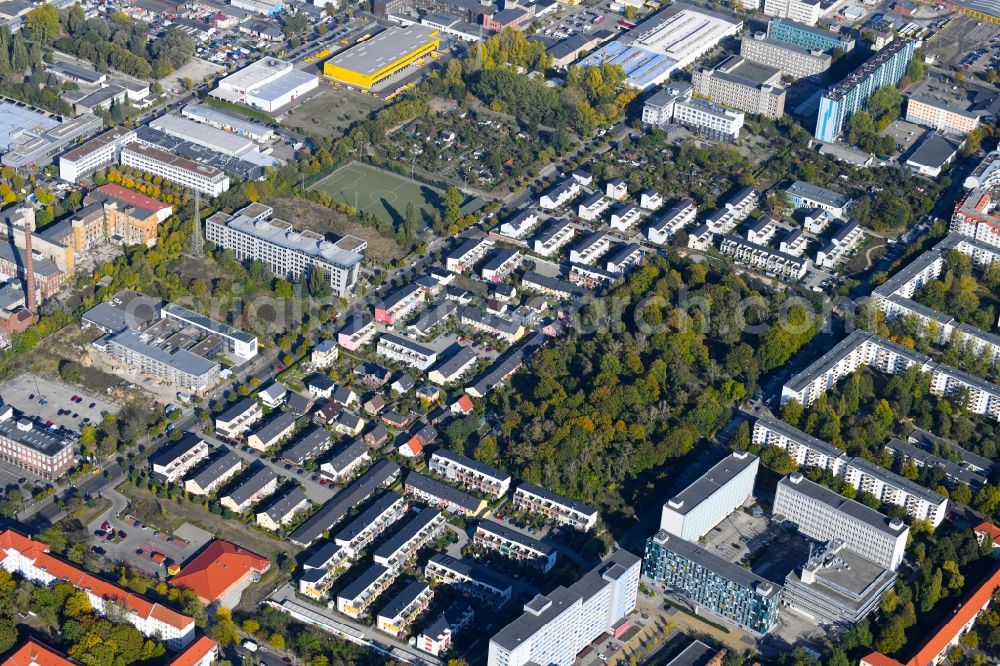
[643,530,782,634]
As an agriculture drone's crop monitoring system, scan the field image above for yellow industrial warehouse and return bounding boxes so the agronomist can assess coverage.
[324,25,440,89]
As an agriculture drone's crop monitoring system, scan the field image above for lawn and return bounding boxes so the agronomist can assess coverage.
[268,197,408,263]
[281,84,384,136]
[309,161,442,227]
[116,481,299,560]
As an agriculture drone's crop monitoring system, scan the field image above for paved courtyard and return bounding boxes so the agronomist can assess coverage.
[96,516,213,578]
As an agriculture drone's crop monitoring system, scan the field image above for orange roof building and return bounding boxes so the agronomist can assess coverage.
[172,539,271,607]
[7,640,78,666]
[861,561,1000,666]
[974,521,1000,548]
[169,635,219,666]
[0,529,195,650]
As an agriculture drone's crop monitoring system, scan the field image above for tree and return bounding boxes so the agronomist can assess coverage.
[0,618,16,654]
[210,607,240,647]
[443,186,463,222]
[25,4,59,43]
[269,633,285,650]
[307,266,330,299]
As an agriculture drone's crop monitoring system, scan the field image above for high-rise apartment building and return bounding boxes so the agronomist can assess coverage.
[660,451,759,541]
[773,474,909,570]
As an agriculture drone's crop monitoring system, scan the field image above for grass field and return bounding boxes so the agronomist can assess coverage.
[282,85,383,136]
[310,161,442,227]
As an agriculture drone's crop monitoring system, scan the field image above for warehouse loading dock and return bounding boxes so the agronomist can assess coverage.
[323,25,440,89]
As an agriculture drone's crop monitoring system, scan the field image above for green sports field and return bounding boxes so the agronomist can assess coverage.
[310,162,442,226]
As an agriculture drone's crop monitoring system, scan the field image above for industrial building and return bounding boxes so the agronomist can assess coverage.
[58,127,136,183]
[740,32,832,79]
[905,95,984,135]
[149,113,259,158]
[643,530,782,634]
[0,102,103,168]
[487,550,640,666]
[660,451,759,541]
[782,540,896,626]
[181,102,275,142]
[773,473,909,571]
[815,39,915,142]
[212,57,319,112]
[692,56,786,118]
[0,403,76,480]
[577,4,743,90]
[121,144,230,196]
[205,203,365,297]
[324,25,441,89]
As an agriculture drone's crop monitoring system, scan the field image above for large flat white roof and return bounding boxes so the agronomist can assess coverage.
[150,113,256,156]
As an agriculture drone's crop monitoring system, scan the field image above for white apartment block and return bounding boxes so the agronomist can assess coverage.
[299,542,351,600]
[0,529,196,649]
[377,333,439,371]
[964,151,1000,190]
[215,398,264,439]
[149,433,209,483]
[184,451,243,496]
[499,210,542,239]
[872,233,1000,361]
[372,509,446,570]
[377,581,433,638]
[161,302,258,360]
[740,34,831,79]
[205,205,364,298]
[58,128,136,182]
[609,204,641,232]
[446,237,495,272]
[781,331,929,407]
[692,56,786,119]
[578,192,612,222]
[337,563,397,618]
[605,243,645,275]
[647,199,697,245]
[774,473,909,570]
[334,492,407,558]
[661,451,759,541]
[752,417,849,475]
[762,0,823,25]
[428,448,512,498]
[425,554,513,606]
[531,220,575,257]
[102,330,219,393]
[706,187,759,233]
[815,220,863,269]
[121,144,229,196]
[780,229,809,256]
[513,483,599,532]
[487,551,640,666]
[539,179,582,210]
[481,249,523,282]
[376,283,425,325]
[569,232,612,265]
[720,235,808,281]
[475,520,558,573]
[673,98,745,142]
[844,458,948,527]
[782,330,1000,423]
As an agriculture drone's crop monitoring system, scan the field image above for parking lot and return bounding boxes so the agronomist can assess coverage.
[701,508,770,564]
[882,119,929,158]
[96,516,213,578]
[0,372,119,434]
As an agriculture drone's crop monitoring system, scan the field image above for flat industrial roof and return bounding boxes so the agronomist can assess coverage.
[150,113,256,156]
[327,25,438,78]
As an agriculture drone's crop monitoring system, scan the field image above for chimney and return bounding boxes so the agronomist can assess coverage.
[21,207,34,313]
